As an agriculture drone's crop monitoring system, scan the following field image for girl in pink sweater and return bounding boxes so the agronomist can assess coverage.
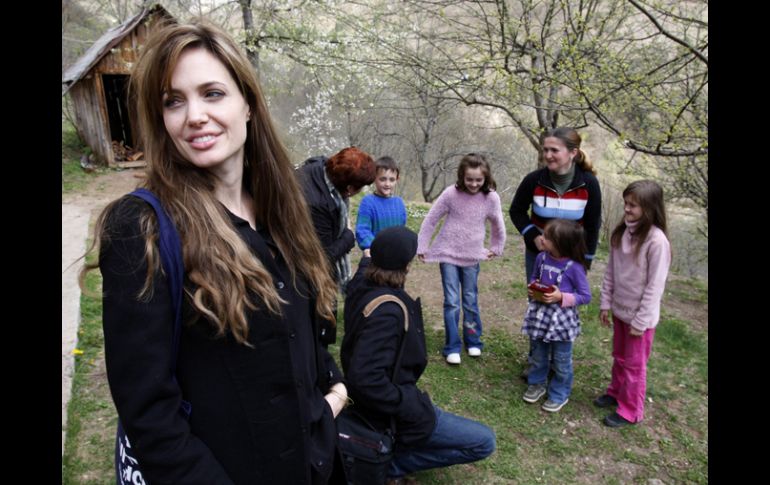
[596,180,671,427]
[417,153,506,365]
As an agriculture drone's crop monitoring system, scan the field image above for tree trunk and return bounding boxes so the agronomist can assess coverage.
[239,0,260,74]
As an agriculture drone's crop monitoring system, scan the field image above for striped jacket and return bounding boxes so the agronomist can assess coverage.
[509,166,602,263]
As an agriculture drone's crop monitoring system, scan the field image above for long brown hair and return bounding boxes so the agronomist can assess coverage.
[82,20,336,345]
[455,153,496,194]
[610,180,669,260]
[543,219,588,270]
[543,127,597,175]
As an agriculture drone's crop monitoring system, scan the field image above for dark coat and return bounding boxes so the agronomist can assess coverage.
[509,165,602,264]
[297,157,355,278]
[340,258,437,447]
[100,196,344,485]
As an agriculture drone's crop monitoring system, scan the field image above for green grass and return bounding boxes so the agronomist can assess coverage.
[62,120,87,194]
[62,256,115,485]
[62,118,84,159]
[62,158,92,195]
[399,319,707,484]
[62,119,106,194]
[665,277,708,305]
[62,193,708,484]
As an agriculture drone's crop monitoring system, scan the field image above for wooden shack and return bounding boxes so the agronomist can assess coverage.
[62,5,174,168]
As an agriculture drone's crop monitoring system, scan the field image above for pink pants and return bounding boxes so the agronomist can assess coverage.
[606,316,656,423]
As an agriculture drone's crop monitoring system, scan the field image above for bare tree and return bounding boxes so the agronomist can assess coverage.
[62,0,111,72]
[239,0,260,70]
[566,0,707,217]
[319,0,632,160]
[313,0,706,212]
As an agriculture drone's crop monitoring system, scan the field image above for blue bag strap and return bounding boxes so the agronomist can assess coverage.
[115,189,190,484]
[128,189,185,375]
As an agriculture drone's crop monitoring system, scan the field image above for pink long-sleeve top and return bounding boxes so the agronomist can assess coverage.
[600,223,671,332]
[417,185,506,267]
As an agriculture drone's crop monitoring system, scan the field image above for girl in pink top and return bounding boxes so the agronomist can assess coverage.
[595,180,671,427]
[417,153,506,365]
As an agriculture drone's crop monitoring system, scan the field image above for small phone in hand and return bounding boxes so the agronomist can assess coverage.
[528,281,555,302]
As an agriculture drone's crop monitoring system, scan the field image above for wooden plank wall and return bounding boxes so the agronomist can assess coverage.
[69,15,161,167]
[70,77,112,166]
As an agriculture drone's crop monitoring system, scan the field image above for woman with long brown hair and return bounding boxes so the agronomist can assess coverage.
[83,20,347,484]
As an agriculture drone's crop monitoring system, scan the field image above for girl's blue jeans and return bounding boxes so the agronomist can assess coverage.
[528,338,574,404]
[439,262,483,355]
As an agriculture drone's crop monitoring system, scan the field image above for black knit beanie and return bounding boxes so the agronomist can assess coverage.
[370,226,418,270]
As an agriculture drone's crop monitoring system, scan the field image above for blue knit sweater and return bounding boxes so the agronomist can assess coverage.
[355,194,407,249]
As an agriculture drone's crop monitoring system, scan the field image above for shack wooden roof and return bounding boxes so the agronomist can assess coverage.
[61,4,172,95]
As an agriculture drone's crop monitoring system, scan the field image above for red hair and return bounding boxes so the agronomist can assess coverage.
[325,147,376,192]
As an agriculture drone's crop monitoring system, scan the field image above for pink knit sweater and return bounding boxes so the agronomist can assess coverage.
[600,223,671,332]
[417,185,506,267]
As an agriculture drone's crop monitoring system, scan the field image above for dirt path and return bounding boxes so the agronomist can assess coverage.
[62,168,143,208]
[61,168,142,455]
[403,242,530,333]
[61,203,90,455]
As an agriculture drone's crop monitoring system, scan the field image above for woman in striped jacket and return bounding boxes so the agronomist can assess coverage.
[509,127,602,378]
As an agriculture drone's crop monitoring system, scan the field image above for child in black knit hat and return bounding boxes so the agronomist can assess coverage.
[340,226,496,484]
[368,226,418,279]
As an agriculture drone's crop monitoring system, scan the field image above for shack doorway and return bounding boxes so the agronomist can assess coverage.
[103,74,141,163]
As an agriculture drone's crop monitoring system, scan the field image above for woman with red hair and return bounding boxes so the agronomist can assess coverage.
[298,146,376,344]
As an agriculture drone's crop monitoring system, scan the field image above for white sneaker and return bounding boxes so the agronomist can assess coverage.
[446,353,461,365]
[467,347,481,357]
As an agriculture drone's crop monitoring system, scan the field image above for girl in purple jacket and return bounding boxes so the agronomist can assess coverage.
[521,219,592,412]
[417,154,506,366]
[595,180,671,427]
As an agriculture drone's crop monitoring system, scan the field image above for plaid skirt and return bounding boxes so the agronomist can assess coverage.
[522,301,581,342]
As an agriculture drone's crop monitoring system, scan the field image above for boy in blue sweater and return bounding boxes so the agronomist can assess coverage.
[356,156,408,257]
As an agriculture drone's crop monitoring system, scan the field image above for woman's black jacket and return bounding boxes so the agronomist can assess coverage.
[100,196,344,484]
[297,156,356,275]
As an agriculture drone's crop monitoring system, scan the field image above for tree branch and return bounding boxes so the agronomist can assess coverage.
[627,0,708,66]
